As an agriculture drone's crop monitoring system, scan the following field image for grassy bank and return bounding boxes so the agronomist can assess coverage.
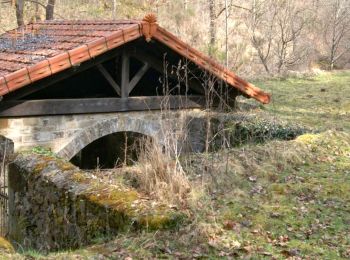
[253,71,350,131]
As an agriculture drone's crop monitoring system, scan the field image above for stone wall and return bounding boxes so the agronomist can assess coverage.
[0,109,207,159]
[0,135,14,172]
[8,153,184,252]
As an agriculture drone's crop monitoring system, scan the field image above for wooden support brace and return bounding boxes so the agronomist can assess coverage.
[97,63,121,96]
[128,62,149,94]
[128,49,204,94]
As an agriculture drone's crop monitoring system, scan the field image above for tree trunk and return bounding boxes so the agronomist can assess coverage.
[224,0,229,67]
[112,0,117,19]
[34,1,40,21]
[208,0,216,56]
[15,0,24,26]
[46,0,56,20]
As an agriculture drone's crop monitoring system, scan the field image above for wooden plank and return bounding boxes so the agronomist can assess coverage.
[0,96,206,117]
[121,51,130,98]
[128,62,149,94]
[97,64,121,96]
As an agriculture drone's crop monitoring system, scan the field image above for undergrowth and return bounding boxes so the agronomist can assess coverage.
[226,118,310,146]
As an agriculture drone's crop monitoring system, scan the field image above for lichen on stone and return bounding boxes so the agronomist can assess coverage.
[9,151,187,252]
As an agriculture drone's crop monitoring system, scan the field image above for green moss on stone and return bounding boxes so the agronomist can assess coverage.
[70,171,89,183]
[137,212,186,230]
[296,133,321,144]
[13,151,188,251]
[88,188,139,214]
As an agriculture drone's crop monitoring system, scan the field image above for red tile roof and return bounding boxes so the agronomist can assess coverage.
[0,14,270,104]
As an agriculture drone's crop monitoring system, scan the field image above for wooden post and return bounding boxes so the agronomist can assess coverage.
[121,51,130,98]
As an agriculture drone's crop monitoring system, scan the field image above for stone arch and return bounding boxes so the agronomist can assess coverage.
[56,116,163,160]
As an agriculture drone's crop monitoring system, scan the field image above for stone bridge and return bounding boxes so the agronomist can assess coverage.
[0,109,206,160]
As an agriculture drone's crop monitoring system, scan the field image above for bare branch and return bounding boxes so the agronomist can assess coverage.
[217,1,251,18]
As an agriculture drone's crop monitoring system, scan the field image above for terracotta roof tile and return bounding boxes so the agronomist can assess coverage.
[0,16,270,103]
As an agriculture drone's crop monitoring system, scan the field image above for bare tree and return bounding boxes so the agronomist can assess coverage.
[208,0,216,56]
[323,0,350,70]
[112,0,117,19]
[15,0,24,26]
[247,0,276,74]
[34,0,40,21]
[6,0,56,26]
[45,0,55,20]
[274,0,308,73]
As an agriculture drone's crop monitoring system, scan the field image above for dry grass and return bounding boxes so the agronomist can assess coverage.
[131,138,191,207]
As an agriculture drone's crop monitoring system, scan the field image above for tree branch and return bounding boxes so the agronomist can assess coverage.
[217,1,251,18]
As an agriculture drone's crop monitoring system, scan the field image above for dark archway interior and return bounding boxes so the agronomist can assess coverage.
[70,131,151,170]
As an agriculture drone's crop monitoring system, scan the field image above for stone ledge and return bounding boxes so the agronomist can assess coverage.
[9,152,186,252]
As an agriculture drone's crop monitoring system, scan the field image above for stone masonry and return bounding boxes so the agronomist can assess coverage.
[8,153,185,251]
[0,109,209,160]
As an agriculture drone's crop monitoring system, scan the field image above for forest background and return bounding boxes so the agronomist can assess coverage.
[0,0,349,78]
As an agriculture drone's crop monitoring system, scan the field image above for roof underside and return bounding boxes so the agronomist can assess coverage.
[0,16,270,104]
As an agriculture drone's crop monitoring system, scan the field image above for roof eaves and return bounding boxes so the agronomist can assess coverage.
[152,26,271,104]
[0,22,143,96]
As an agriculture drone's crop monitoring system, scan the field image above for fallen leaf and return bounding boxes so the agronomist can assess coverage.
[249,176,257,182]
[223,220,237,230]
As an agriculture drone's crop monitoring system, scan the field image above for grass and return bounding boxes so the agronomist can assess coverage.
[2,70,350,259]
[253,70,350,131]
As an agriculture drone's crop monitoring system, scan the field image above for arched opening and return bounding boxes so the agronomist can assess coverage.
[70,131,152,170]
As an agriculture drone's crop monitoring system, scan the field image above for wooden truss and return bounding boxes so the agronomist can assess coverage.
[0,46,206,117]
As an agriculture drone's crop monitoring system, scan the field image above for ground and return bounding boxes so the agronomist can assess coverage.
[2,70,350,259]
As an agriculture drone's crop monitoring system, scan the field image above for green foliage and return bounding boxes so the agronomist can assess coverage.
[31,146,56,157]
[229,119,309,145]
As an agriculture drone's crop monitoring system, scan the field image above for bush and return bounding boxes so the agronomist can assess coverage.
[231,119,309,146]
